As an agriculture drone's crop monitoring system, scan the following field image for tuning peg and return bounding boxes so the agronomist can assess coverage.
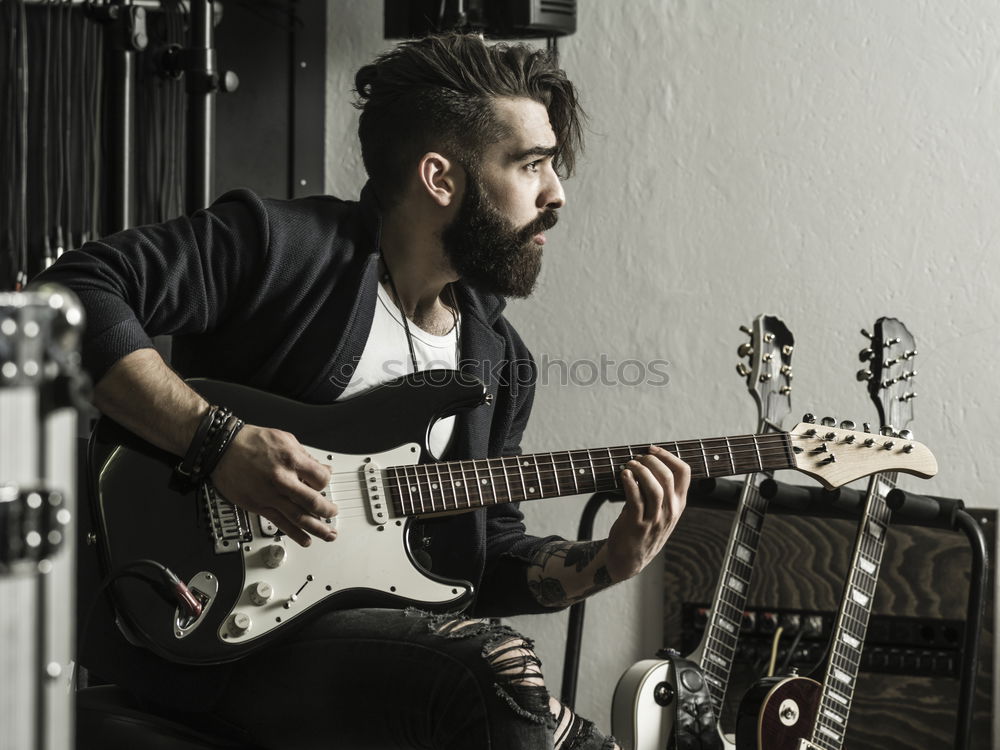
[863,422,872,433]
[738,343,754,358]
[736,363,750,377]
[860,328,873,340]
[780,365,793,378]
[900,392,918,401]
[802,413,816,424]
[780,386,792,395]
[759,373,772,382]
[903,349,918,360]
[856,369,872,381]
[782,345,794,356]
[840,420,856,430]
[885,337,901,347]
[880,425,894,436]
[858,348,873,362]
[740,325,752,336]
[820,416,837,427]
[903,371,917,380]
[763,333,775,343]
[898,429,913,440]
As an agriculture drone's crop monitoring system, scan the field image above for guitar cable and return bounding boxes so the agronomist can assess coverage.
[79,559,204,655]
[776,626,806,675]
[766,625,784,677]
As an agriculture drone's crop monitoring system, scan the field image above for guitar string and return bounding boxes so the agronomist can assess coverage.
[320,425,900,486]
[322,443,797,497]
[317,431,904,507]
[322,446,831,506]
[318,432,801,486]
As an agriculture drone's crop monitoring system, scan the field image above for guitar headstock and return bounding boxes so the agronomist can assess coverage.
[737,315,794,430]
[857,317,917,434]
[789,416,937,489]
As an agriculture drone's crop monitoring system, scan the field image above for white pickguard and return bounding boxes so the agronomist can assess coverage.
[216,443,468,647]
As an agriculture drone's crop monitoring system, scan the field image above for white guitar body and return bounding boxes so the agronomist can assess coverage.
[203,442,469,648]
[612,655,735,750]
[612,659,677,750]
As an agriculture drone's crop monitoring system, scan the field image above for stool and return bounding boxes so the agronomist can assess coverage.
[76,685,259,750]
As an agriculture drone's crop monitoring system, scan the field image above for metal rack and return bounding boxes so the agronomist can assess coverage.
[1,285,87,750]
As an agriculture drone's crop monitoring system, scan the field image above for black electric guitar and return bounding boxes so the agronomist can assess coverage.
[735,318,918,750]
[612,315,795,750]
[89,369,936,665]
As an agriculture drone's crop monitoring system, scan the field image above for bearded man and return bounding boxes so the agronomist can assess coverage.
[39,33,688,750]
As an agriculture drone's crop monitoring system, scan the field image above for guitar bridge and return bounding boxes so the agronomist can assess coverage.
[203,483,252,554]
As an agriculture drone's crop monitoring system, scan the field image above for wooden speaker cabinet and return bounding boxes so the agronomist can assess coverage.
[660,505,995,749]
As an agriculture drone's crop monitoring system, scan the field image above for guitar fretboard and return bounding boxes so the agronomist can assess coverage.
[697,472,770,716]
[384,433,795,515]
[810,471,897,750]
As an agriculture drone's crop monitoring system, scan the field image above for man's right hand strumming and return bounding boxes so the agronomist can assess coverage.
[94,348,337,547]
[211,425,336,547]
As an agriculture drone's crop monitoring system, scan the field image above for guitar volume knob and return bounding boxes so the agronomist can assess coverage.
[262,544,286,569]
[249,581,274,606]
[226,612,252,637]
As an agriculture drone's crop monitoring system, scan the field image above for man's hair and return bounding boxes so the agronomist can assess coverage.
[354,33,584,205]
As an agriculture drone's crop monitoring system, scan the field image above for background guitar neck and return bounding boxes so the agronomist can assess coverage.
[809,471,896,750]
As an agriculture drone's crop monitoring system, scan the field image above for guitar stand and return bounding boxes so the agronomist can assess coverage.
[560,480,990,750]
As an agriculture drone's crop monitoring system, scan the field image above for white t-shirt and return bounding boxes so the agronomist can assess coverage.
[336,282,460,459]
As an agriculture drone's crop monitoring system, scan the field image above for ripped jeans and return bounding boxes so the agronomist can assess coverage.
[212,608,618,750]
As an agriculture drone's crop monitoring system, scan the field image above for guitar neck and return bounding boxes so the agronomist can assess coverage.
[386,432,795,516]
[810,471,897,750]
[697,471,770,715]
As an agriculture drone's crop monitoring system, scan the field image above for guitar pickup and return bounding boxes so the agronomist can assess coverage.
[361,460,389,525]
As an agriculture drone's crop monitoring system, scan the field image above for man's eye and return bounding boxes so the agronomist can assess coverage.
[525,160,542,172]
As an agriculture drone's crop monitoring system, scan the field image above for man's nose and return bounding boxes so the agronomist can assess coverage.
[539,164,565,210]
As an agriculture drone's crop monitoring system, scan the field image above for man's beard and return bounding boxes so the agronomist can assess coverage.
[441,176,558,298]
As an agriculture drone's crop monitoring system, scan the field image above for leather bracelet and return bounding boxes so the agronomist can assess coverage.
[189,407,232,477]
[176,405,218,478]
[198,414,245,480]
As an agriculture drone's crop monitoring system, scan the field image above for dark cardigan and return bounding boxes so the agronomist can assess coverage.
[37,184,562,708]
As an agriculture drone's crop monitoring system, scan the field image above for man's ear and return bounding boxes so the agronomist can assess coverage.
[417,152,462,208]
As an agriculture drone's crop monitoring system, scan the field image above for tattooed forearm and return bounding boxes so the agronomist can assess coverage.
[526,540,617,608]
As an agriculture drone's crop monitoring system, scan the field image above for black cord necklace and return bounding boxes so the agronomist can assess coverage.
[380,254,459,375]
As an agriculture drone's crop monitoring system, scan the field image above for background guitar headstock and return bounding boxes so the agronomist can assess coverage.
[737,314,794,431]
[857,317,917,434]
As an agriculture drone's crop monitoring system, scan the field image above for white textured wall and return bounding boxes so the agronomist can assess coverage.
[327,0,1000,735]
